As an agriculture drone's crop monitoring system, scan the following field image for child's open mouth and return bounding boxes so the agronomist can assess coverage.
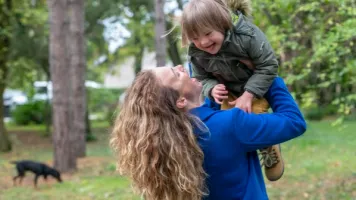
[206,43,215,51]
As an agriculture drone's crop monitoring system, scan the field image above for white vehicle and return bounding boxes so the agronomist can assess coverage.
[33,81,102,101]
[3,89,28,117]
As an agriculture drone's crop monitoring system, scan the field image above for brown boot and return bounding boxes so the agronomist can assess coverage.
[259,144,284,181]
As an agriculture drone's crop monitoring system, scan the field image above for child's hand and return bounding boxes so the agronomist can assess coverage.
[229,91,254,113]
[211,84,228,104]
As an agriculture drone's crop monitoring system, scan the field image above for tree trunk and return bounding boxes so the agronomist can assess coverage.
[43,75,51,137]
[85,107,93,141]
[134,47,144,75]
[48,0,76,172]
[0,85,12,152]
[166,20,182,66]
[154,0,166,67]
[133,34,144,74]
[167,41,182,66]
[176,0,183,10]
[0,0,12,152]
[69,0,86,158]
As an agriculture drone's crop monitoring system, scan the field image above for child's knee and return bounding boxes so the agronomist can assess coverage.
[252,98,269,113]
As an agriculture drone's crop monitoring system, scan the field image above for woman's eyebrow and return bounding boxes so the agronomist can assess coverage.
[171,67,178,77]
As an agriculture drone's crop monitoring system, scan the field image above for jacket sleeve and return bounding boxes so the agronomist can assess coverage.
[242,25,279,98]
[231,77,306,152]
[190,57,219,99]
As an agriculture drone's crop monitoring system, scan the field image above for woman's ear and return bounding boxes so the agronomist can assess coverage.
[176,97,187,109]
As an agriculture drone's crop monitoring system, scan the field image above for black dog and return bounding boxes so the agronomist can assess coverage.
[11,160,62,187]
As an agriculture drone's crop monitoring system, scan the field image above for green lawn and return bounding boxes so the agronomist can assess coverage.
[0,121,355,200]
[266,121,356,200]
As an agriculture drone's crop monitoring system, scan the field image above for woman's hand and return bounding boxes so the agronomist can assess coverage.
[229,91,254,113]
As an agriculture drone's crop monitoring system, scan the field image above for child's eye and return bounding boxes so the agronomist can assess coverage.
[205,32,211,36]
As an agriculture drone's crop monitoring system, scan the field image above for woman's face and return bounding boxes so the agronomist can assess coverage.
[153,65,202,101]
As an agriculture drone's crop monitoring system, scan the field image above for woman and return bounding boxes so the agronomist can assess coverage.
[110,65,306,200]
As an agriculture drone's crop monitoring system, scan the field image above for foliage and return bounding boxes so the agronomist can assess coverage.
[88,88,123,113]
[304,105,338,121]
[2,0,356,124]
[11,100,50,125]
[7,0,49,89]
[252,0,356,119]
[88,87,123,125]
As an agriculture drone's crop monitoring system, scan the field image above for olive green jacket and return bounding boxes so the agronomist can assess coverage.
[189,12,279,99]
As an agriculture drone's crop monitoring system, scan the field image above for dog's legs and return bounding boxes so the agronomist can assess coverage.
[43,175,48,186]
[34,175,39,189]
[15,165,25,186]
[13,176,19,186]
[19,176,24,185]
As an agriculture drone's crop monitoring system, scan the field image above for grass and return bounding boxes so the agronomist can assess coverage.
[1,176,138,200]
[1,120,355,200]
[5,121,110,132]
[266,120,356,200]
[0,126,140,200]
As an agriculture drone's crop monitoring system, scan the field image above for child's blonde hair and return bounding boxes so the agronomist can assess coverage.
[181,0,252,46]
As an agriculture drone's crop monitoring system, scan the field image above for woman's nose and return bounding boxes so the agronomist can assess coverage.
[176,65,184,72]
[175,65,188,75]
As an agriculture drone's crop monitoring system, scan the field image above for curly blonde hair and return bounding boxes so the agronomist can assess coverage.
[110,70,207,200]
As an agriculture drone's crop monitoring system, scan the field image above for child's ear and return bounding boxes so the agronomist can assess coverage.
[176,97,187,109]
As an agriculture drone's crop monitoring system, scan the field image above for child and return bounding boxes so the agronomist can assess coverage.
[181,0,284,181]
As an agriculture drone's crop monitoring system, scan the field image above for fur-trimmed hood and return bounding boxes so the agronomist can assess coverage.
[226,0,252,16]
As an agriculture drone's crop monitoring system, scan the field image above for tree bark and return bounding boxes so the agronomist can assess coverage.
[48,0,76,172]
[0,84,12,152]
[166,20,182,66]
[154,0,166,67]
[69,0,86,158]
[167,40,182,66]
[134,47,144,75]
[85,107,93,141]
[133,34,144,74]
[0,0,12,152]
[176,0,183,10]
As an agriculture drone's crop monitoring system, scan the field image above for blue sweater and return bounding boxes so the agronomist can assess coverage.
[190,77,306,200]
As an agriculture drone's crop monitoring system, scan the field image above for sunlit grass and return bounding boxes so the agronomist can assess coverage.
[5,120,110,132]
[1,120,355,199]
[266,121,356,200]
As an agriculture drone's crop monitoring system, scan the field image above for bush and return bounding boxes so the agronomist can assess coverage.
[88,88,124,124]
[345,109,356,121]
[86,133,97,142]
[305,107,324,121]
[11,100,51,125]
[304,105,339,121]
[322,105,338,116]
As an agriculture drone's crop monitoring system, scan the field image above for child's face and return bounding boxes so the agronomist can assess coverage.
[191,30,224,55]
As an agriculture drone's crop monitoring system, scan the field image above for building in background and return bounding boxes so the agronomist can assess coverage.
[104,50,180,89]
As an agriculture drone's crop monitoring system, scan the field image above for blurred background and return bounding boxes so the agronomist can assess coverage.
[0,0,355,199]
